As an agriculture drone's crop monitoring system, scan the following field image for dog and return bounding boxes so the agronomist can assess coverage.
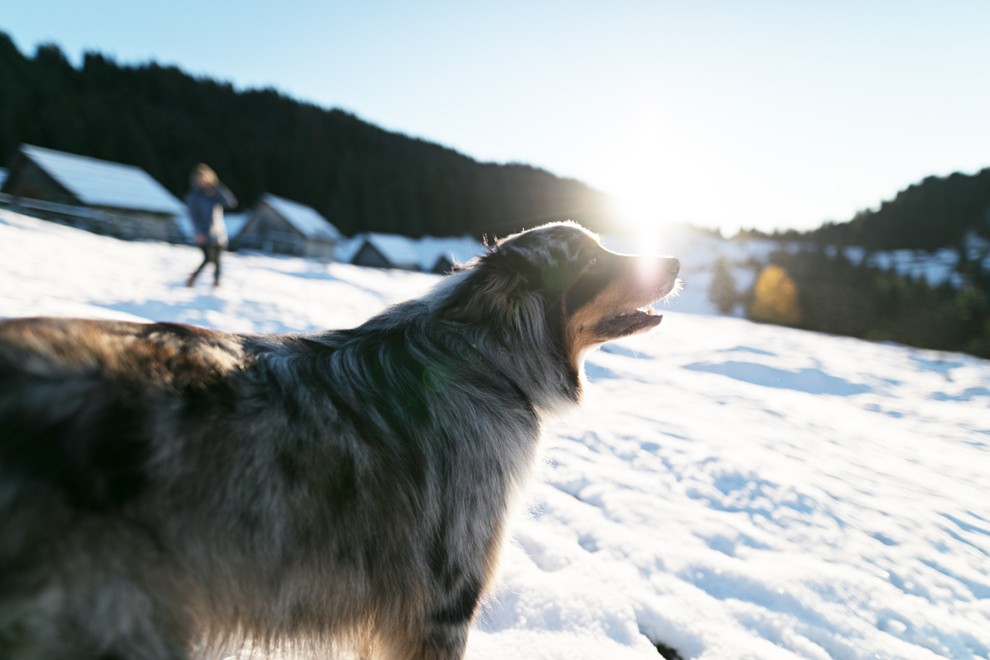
[0,222,680,659]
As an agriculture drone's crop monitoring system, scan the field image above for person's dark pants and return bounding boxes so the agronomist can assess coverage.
[189,244,222,285]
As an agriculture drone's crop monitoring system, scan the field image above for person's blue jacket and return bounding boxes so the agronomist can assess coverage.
[186,184,236,246]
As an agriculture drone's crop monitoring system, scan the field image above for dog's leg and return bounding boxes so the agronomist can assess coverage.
[377,621,471,660]
[376,577,481,660]
[408,624,471,660]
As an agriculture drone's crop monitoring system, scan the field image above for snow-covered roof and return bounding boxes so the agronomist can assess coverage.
[342,233,484,271]
[355,233,423,269]
[416,236,486,270]
[224,212,249,238]
[262,193,341,242]
[20,144,185,215]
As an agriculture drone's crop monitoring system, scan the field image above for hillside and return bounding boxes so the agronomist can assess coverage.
[807,169,990,251]
[0,33,614,239]
[2,210,988,658]
[713,168,990,358]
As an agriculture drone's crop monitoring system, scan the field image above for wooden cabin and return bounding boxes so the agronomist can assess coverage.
[0,144,186,241]
[232,194,341,260]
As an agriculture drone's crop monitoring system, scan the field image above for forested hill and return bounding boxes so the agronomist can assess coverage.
[0,33,613,238]
[806,168,990,250]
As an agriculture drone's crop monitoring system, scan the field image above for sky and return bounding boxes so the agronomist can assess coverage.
[3,1,990,235]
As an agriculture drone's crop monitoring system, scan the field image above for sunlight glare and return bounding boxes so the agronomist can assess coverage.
[596,98,681,257]
[614,191,668,257]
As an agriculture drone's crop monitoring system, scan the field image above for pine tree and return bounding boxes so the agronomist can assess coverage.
[708,257,738,314]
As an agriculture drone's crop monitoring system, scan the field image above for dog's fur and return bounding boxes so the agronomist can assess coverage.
[0,222,680,659]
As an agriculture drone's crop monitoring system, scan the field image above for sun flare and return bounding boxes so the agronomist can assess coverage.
[613,191,671,257]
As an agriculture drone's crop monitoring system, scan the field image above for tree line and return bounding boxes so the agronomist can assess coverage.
[712,164,990,358]
[742,169,990,251]
[0,33,614,239]
[811,170,990,251]
[710,245,990,358]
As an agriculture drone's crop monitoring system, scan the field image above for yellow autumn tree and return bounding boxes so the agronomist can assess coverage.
[749,264,802,325]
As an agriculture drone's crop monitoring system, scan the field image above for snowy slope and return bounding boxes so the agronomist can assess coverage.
[1,210,988,659]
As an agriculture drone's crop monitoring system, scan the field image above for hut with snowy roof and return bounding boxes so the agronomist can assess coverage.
[347,233,424,270]
[0,144,186,241]
[232,193,341,260]
[344,233,483,272]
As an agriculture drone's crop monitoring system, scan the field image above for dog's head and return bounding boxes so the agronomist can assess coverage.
[440,222,680,393]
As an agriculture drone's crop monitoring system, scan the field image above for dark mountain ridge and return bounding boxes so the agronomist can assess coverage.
[798,169,990,251]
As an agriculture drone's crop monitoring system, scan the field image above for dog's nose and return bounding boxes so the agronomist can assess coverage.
[663,257,680,275]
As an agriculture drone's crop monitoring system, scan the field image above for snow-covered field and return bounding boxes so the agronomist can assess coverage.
[1,209,988,659]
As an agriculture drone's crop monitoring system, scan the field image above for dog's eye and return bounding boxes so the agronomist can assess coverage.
[586,256,598,268]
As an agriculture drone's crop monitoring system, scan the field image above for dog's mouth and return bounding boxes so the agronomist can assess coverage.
[598,304,663,338]
[595,277,682,339]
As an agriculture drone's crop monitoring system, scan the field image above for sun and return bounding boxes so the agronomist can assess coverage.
[595,119,679,256]
[611,189,671,256]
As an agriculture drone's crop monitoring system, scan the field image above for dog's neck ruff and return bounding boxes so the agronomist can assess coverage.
[429,269,584,413]
[335,275,581,415]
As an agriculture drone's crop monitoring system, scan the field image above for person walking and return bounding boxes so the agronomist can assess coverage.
[185,163,236,288]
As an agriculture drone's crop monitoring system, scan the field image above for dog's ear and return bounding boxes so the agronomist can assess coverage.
[439,245,545,329]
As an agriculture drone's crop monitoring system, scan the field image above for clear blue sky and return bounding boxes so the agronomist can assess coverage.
[3,1,989,234]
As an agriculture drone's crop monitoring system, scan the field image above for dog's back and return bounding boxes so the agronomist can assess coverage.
[0,318,253,657]
[0,318,247,506]
[0,315,540,659]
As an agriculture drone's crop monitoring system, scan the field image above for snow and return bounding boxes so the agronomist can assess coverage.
[18,144,186,215]
[844,240,989,288]
[867,249,963,287]
[1,209,988,659]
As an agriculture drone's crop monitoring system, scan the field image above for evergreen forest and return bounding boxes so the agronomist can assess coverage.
[0,33,613,239]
